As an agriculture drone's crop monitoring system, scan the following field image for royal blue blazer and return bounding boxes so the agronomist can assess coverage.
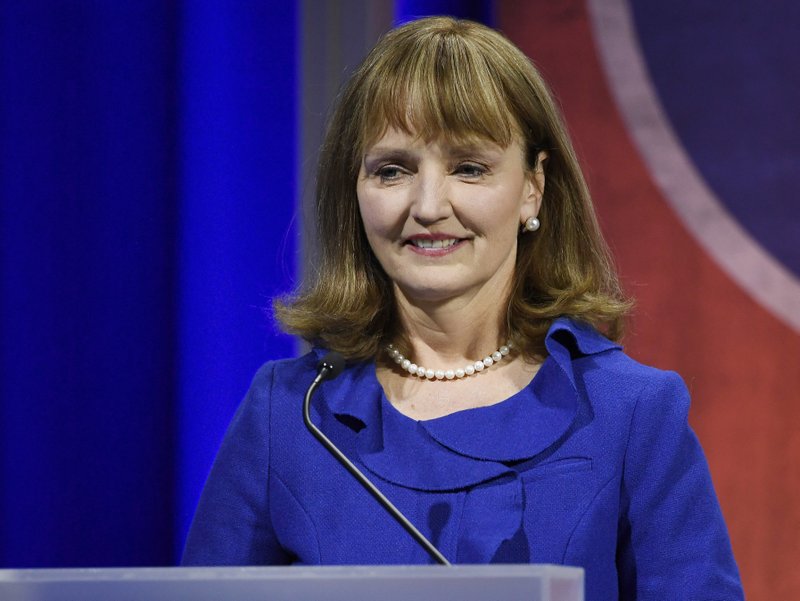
[183,318,743,600]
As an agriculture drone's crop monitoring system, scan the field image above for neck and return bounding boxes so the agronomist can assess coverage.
[392,287,509,367]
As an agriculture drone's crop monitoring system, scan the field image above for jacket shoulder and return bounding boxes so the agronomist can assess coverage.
[573,345,691,417]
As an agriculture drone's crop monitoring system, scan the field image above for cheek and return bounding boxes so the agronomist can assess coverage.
[357,189,405,240]
[356,183,376,234]
[464,190,525,239]
[357,197,386,241]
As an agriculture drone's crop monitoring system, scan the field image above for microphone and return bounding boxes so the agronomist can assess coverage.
[314,352,345,384]
[303,352,451,566]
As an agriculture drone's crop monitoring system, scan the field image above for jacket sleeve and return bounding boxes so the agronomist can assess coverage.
[181,362,290,565]
[616,371,743,599]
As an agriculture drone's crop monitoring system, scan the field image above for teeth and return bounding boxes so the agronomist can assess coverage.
[412,238,458,249]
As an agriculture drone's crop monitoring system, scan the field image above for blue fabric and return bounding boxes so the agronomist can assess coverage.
[0,1,297,566]
[182,318,743,600]
[395,0,495,27]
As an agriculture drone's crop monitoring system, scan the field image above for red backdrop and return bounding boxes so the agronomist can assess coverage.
[498,2,800,598]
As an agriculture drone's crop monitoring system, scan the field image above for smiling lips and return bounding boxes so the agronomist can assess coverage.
[405,234,466,255]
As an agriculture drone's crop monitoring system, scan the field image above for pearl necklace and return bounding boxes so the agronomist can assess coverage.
[386,342,513,380]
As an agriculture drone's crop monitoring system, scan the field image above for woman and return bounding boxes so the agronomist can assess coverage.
[183,17,743,600]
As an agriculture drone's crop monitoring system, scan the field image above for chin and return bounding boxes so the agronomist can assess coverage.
[395,280,471,304]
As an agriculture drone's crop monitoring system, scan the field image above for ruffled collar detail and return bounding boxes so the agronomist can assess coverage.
[313,318,620,492]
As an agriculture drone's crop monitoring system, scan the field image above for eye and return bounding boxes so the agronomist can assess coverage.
[375,164,408,183]
[454,162,488,179]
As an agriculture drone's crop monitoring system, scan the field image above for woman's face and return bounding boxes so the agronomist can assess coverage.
[357,127,543,307]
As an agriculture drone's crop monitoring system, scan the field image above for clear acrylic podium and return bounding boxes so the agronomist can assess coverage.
[0,564,583,600]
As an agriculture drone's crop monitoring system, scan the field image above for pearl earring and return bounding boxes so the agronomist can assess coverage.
[524,217,540,232]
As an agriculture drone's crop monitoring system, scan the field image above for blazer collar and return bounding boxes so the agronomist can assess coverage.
[313,317,620,491]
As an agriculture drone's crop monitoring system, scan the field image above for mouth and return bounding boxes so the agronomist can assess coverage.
[408,238,460,250]
[404,235,467,255]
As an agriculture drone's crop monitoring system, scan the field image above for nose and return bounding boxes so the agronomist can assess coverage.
[410,170,451,225]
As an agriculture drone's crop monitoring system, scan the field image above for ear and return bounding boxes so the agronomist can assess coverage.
[520,150,548,224]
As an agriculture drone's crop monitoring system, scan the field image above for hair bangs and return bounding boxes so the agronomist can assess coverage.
[360,31,519,152]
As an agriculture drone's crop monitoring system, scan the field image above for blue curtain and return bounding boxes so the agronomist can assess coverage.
[1,1,297,566]
[396,0,494,25]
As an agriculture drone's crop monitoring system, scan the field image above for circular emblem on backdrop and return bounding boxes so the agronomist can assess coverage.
[588,0,800,333]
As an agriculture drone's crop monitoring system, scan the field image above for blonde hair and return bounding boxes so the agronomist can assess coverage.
[275,16,630,360]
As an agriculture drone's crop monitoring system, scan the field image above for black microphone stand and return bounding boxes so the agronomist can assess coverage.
[304,355,451,566]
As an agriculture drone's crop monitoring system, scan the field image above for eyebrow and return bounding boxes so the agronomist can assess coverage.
[363,143,504,164]
[363,147,417,159]
[362,148,418,169]
[447,145,504,160]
